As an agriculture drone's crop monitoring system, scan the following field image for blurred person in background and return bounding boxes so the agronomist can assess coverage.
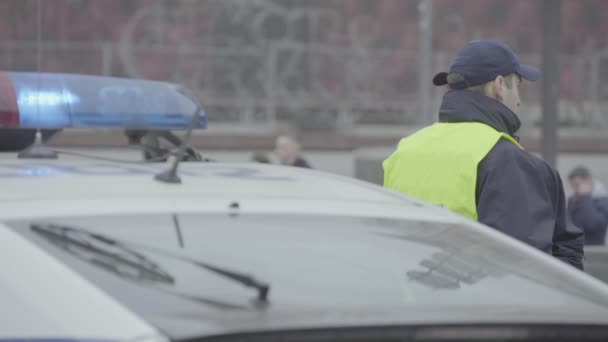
[274,135,312,169]
[251,151,271,164]
[568,166,608,246]
[383,40,583,269]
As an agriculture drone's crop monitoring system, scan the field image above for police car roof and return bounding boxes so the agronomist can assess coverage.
[0,157,457,222]
[5,154,608,340]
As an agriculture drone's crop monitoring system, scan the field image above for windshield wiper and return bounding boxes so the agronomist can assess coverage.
[113,237,271,305]
[30,223,270,305]
[31,223,175,285]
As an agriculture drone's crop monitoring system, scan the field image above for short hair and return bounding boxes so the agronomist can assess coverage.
[447,73,514,93]
[569,166,591,180]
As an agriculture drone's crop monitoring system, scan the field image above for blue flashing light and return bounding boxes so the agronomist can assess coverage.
[3,72,206,130]
[18,90,79,106]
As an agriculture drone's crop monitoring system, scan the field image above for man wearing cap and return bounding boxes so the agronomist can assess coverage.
[383,40,584,270]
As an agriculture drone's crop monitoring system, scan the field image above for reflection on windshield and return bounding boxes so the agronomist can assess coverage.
[9,213,608,313]
[373,218,602,305]
[406,251,488,290]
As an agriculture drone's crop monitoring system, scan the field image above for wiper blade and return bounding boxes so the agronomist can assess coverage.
[31,223,175,285]
[30,223,270,305]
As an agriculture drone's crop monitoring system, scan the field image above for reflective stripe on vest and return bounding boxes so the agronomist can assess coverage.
[383,122,522,221]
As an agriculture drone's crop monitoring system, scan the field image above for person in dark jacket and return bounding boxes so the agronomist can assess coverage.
[568,166,608,245]
[383,40,584,270]
[274,135,312,169]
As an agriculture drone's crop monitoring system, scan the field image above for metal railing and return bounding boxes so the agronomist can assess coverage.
[0,39,606,129]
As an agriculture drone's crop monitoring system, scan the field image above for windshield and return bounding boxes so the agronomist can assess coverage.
[8,213,608,337]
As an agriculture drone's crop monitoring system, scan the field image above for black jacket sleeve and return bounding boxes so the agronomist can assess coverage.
[476,139,584,270]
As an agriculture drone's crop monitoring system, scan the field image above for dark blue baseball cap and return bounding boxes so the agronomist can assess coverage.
[433,40,540,89]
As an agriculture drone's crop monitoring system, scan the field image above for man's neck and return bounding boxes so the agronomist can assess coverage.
[438,90,521,137]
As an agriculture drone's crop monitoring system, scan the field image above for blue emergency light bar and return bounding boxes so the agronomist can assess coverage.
[0,72,206,130]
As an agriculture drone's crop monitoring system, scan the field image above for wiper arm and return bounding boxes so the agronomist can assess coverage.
[30,223,270,305]
[98,235,271,304]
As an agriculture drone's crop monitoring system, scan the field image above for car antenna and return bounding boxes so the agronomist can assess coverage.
[154,87,202,184]
[18,130,59,159]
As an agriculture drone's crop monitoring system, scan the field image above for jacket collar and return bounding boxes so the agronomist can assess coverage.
[438,90,521,138]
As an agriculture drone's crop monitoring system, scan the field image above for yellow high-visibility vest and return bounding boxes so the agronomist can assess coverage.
[383,122,522,220]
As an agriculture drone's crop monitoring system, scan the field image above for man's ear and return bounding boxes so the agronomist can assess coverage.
[493,75,505,101]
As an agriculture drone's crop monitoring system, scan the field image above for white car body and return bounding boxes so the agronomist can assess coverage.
[2,157,608,341]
